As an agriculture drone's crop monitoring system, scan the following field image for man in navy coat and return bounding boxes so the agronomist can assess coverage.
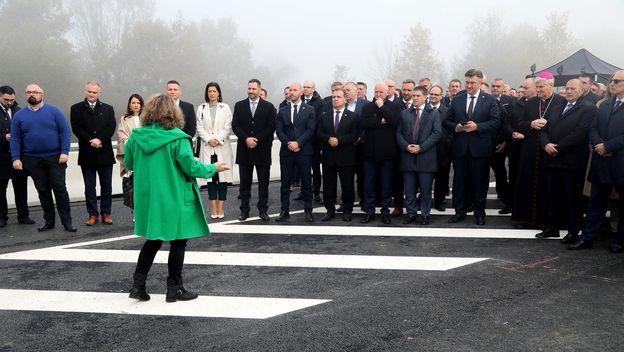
[275,82,317,222]
[443,69,500,226]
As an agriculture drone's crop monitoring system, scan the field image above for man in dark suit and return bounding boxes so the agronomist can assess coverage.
[317,88,358,222]
[360,82,401,224]
[302,80,324,203]
[70,82,116,225]
[232,79,276,221]
[345,82,367,116]
[537,79,595,243]
[0,86,34,227]
[443,69,500,226]
[442,79,462,108]
[490,78,515,212]
[570,70,624,252]
[397,86,442,225]
[357,82,369,101]
[166,80,196,138]
[275,83,317,223]
[428,85,451,211]
[578,73,601,105]
[322,81,344,114]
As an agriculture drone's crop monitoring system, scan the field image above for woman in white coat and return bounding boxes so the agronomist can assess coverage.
[196,82,233,218]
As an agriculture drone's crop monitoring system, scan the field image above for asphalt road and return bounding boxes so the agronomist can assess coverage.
[0,181,622,352]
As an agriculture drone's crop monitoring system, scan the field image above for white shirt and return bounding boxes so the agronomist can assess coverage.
[430,103,441,110]
[346,100,357,112]
[334,107,346,125]
[290,100,302,123]
[466,90,481,114]
[133,115,141,127]
[402,99,413,109]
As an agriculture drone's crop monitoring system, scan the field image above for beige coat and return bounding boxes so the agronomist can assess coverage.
[116,115,140,177]
[196,102,233,184]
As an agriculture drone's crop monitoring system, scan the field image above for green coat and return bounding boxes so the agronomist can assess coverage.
[124,124,216,241]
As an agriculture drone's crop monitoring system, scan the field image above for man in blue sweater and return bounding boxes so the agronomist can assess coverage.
[11,84,76,232]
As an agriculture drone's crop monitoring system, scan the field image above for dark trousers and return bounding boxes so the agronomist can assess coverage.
[208,154,228,200]
[363,159,394,215]
[238,164,270,214]
[433,166,450,206]
[0,173,29,220]
[404,171,435,217]
[22,155,72,226]
[280,154,312,211]
[81,165,113,216]
[545,168,585,235]
[393,159,404,208]
[312,147,322,196]
[490,151,509,204]
[134,239,188,278]
[323,164,355,214]
[452,155,490,217]
[580,183,624,242]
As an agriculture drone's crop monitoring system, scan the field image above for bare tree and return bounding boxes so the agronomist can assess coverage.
[367,40,395,82]
[393,22,442,83]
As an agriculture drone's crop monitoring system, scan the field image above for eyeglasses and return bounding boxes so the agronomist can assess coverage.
[610,79,624,85]
[25,91,43,95]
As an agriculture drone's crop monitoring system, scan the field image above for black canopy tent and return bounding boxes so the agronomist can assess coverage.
[532,48,621,86]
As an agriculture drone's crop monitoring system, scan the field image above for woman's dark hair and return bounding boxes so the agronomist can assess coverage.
[125,93,144,118]
[204,82,223,103]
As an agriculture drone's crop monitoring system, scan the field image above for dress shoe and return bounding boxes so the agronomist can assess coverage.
[568,239,593,250]
[342,213,352,222]
[420,216,431,225]
[498,206,512,215]
[360,214,375,224]
[535,229,560,239]
[314,194,322,203]
[37,223,55,232]
[101,214,113,225]
[475,215,486,226]
[17,217,36,225]
[403,215,417,225]
[391,207,403,216]
[560,233,579,244]
[259,211,270,221]
[321,213,335,222]
[293,193,304,200]
[608,242,623,253]
[434,203,446,212]
[381,214,391,224]
[447,214,466,224]
[336,205,344,213]
[64,225,77,232]
[0,219,6,228]
[238,212,249,221]
[304,211,315,223]
[86,215,98,226]
[275,211,290,222]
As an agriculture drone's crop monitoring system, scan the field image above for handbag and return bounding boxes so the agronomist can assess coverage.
[122,174,134,209]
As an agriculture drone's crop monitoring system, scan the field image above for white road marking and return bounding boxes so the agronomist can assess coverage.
[0,248,488,271]
[0,289,330,319]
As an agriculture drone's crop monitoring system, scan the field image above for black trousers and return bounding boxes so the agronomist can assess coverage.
[280,154,313,211]
[22,155,72,226]
[323,164,355,214]
[545,167,585,235]
[238,164,270,213]
[452,155,490,217]
[81,165,113,216]
[0,172,29,220]
[433,166,450,206]
[312,147,322,196]
[490,151,509,204]
[134,239,188,278]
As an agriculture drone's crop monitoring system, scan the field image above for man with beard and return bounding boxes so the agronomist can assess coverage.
[11,84,76,232]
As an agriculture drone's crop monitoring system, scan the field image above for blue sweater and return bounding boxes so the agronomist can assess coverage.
[10,104,72,160]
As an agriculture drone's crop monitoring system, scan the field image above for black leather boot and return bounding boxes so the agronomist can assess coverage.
[129,273,150,301]
[166,276,198,303]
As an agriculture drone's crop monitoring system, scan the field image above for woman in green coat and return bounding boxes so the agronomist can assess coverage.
[125,94,228,303]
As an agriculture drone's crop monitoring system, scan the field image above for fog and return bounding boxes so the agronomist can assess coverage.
[1,0,622,113]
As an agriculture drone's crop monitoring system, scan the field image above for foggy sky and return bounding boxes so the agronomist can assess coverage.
[157,0,623,96]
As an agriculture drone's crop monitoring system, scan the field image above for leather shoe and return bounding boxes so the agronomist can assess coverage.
[568,239,593,250]
[381,214,391,224]
[293,193,304,201]
[64,225,77,232]
[259,211,270,221]
[498,206,512,215]
[336,206,344,213]
[238,212,249,221]
[360,214,375,223]
[609,242,623,253]
[420,216,431,225]
[86,215,98,226]
[275,211,290,222]
[434,203,446,212]
[314,194,322,203]
[304,211,314,223]
[448,214,466,224]
[403,215,417,224]
[101,214,113,225]
[37,223,55,232]
[535,229,560,239]
[321,213,335,222]
[560,233,579,244]
[475,215,486,226]
[391,207,403,216]
[342,213,352,222]
[17,217,36,225]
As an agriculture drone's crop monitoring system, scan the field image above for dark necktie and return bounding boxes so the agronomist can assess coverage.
[563,102,573,115]
[411,108,421,142]
[334,110,340,134]
[467,96,475,120]
[305,98,310,104]
[292,104,298,124]
[613,100,622,113]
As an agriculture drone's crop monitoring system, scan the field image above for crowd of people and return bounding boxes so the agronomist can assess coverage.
[1,68,623,301]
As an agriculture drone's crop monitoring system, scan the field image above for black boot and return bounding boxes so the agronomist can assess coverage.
[166,276,198,303]
[129,273,150,301]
